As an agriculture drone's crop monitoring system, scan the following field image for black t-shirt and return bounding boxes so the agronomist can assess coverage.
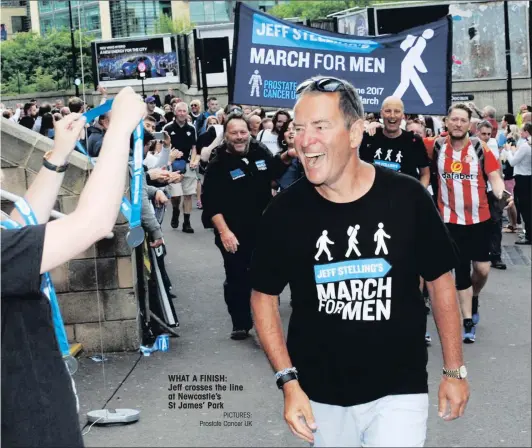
[251,166,457,406]
[359,129,430,179]
[1,225,84,447]
[164,121,197,162]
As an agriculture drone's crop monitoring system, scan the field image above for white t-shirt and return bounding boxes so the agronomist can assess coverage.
[257,129,281,155]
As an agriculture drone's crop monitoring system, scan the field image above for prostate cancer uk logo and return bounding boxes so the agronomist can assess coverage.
[313,224,393,322]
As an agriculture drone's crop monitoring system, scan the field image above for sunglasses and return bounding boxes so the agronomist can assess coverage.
[296,77,359,109]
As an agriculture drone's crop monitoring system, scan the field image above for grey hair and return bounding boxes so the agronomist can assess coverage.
[478,119,493,130]
[483,106,496,118]
[297,76,364,129]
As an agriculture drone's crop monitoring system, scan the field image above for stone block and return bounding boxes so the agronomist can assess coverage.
[96,235,116,258]
[57,291,103,324]
[50,263,69,293]
[113,224,132,257]
[61,195,79,215]
[25,138,54,173]
[1,158,17,168]
[1,167,27,197]
[102,288,137,321]
[73,245,96,260]
[60,164,88,196]
[74,320,139,353]
[68,258,118,291]
[0,118,40,166]
[65,324,76,343]
[117,257,134,289]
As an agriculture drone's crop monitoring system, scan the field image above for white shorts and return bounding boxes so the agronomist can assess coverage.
[168,164,197,197]
[310,394,429,447]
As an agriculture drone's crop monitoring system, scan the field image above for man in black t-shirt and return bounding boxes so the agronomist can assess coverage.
[250,76,469,447]
[359,96,430,187]
[163,102,198,233]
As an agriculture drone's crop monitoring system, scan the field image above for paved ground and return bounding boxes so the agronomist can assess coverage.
[79,207,531,447]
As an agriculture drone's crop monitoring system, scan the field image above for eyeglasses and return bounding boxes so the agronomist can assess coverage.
[296,77,359,109]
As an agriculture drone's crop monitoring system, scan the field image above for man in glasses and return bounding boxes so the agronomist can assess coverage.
[250,76,469,447]
[360,97,431,188]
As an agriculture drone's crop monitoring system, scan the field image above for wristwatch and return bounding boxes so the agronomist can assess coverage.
[43,151,69,173]
[443,365,467,379]
[275,367,298,390]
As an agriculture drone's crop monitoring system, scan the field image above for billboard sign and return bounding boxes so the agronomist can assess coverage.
[92,35,180,87]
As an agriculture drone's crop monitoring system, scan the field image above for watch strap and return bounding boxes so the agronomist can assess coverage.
[276,371,298,390]
[43,154,69,173]
[443,367,463,379]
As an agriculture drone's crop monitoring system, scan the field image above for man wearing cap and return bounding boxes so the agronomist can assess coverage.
[146,96,162,124]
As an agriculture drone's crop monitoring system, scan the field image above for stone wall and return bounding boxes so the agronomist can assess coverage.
[0,117,140,353]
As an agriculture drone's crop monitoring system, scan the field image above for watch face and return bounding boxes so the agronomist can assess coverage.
[459,366,467,378]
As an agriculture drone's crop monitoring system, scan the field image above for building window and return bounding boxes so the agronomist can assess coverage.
[11,16,25,33]
[110,0,167,38]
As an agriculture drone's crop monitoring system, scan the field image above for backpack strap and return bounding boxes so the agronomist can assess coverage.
[470,136,489,185]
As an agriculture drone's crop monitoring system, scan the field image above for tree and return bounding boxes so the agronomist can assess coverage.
[269,0,373,20]
[154,14,194,35]
[0,30,93,95]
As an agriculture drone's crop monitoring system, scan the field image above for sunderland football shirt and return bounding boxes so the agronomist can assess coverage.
[434,136,499,225]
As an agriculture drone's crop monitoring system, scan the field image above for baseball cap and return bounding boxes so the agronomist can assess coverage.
[145,96,156,104]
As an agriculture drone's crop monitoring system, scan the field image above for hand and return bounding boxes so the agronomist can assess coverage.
[366,121,382,136]
[283,382,317,443]
[286,148,297,159]
[109,87,147,136]
[16,103,23,109]
[168,172,183,184]
[220,230,239,253]
[51,113,87,163]
[154,190,168,206]
[163,130,171,147]
[169,149,181,163]
[189,161,198,169]
[438,377,470,421]
[148,168,170,182]
[150,238,164,248]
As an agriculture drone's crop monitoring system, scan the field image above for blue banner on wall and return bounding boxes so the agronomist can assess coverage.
[231,3,452,114]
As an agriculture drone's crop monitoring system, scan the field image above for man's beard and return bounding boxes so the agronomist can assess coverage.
[227,138,250,156]
[450,130,468,141]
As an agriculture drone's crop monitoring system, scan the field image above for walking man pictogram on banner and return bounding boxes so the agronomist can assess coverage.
[249,70,262,98]
[393,29,434,106]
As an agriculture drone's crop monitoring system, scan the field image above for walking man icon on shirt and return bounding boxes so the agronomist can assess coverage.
[345,225,361,258]
[395,151,403,163]
[385,149,393,161]
[374,223,391,255]
[374,148,383,159]
[392,29,435,106]
[249,70,262,98]
[315,230,334,261]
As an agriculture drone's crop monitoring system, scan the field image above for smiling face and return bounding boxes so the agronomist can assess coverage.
[225,118,250,155]
[293,92,363,186]
[381,98,404,135]
[284,121,295,147]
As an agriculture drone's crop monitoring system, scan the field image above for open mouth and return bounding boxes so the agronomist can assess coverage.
[304,152,325,167]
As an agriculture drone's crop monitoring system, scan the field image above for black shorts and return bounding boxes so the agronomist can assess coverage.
[446,221,491,263]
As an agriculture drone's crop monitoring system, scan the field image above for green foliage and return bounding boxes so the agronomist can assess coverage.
[0,30,93,95]
[154,14,194,35]
[270,0,372,20]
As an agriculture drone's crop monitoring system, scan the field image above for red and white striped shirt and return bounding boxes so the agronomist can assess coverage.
[435,136,499,225]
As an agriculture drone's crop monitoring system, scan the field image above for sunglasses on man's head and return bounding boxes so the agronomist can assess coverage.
[296,77,359,110]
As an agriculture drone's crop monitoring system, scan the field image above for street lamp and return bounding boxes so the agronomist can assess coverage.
[68,1,79,97]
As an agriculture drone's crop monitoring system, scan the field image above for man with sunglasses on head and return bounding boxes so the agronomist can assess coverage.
[201,110,296,341]
[360,97,431,188]
[250,76,469,447]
